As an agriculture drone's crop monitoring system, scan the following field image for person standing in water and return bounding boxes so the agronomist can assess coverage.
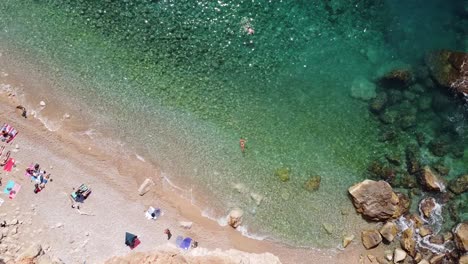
[239,138,247,154]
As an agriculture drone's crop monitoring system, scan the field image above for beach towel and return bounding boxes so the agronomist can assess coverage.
[1,123,18,143]
[3,158,15,172]
[175,236,184,248]
[145,206,162,220]
[25,163,34,179]
[9,183,21,199]
[0,198,4,207]
[3,180,15,194]
[175,236,192,250]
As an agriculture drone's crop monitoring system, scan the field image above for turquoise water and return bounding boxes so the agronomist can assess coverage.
[0,0,466,247]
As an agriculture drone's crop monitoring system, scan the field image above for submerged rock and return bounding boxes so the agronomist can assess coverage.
[448,174,468,194]
[350,76,377,101]
[361,229,382,249]
[348,180,406,221]
[419,166,445,192]
[369,92,388,114]
[303,175,321,192]
[426,50,468,96]
[274,167,290,182]
[379,69,413,89]
[428,139,450,157]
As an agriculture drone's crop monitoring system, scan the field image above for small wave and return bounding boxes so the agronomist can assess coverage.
[236,225,266,241]
[36,116,62,132]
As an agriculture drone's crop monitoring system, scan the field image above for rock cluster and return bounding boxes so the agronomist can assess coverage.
[0,216,62,264]
[426,50,468,95]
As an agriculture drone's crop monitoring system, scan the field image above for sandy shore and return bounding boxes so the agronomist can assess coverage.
[0,55,384,263]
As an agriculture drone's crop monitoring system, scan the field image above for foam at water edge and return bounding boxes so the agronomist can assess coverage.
[236,225,267,241]
[161,172,194,204]
[135,154,146,162]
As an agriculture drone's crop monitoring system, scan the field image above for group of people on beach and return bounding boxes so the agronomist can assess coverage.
[25,163,51,193]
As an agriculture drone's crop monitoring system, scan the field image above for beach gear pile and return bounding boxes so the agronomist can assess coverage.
[0,123,20,202]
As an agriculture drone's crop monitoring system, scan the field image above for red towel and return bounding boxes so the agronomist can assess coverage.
[3,158,15,172]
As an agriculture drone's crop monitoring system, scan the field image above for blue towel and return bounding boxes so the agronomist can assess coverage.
[3,180,14,194]
[181,238,192,250]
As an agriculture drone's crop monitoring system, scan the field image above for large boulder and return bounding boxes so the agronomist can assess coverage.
[419,166,445,192]
[453,222,468,252]
[426,50,468,96]
[361,229,382,249]
[448,174,468,194]
[348,180,406,221]
[16,244,43,262]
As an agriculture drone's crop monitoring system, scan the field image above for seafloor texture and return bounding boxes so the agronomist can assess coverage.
[0,0,466,247]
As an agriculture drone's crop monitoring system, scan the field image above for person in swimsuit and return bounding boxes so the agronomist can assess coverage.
[239,138,246,154]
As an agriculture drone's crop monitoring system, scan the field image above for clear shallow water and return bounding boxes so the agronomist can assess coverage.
[0,0,466,247]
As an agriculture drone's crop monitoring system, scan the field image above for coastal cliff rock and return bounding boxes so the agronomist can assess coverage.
[419,166,445,192]
[448,174,468,194]
[426,50,468,95]
[453,222,468,252]
[348,180,406,221]
[227,208,244,228]
[361,229,382,249]
[104,248,282,264]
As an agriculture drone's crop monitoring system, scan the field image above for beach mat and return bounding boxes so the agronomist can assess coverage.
[9,183,21,199]
[3,158,15,172]
[3,180,14,194]
[130,238,141,250]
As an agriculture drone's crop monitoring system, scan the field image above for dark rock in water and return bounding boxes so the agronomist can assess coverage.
[448,202,461,222]
[429,234,445,245]
[432,161,450,176]
[303,175,321,192]
[403,90,417,101]
[380,129,397,142]
[348,180,406,221]
[431,92,453,113]
[419,166,446,192]
[409,83,425,94]
[367,160,396,183]
[379,109,399,124]
[453,222,468,252]
[417,95,432,111]
[379,69,414,89]
[426,50,468,96]
[405,145,421,175]
[361,229,382,249]
[395,172,417,189]
[451,144,465,159]
[387,90,404,105]
[385,153,401,166]
[429,138,450,157]
[406,214,424,229]
[369,92,388,114]
[399,114,416,130]
[448,174,468,194]
[415,132,426,146]
[395,192,410,216]
[419,197,436,219]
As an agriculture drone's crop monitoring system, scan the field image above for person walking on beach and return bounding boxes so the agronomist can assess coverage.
[164,229,172,240]
[239,138,247,154]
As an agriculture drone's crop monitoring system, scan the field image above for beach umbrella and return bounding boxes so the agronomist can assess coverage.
[125,232,138,247]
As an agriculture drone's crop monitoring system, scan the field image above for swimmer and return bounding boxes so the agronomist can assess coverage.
[239,138,246,154]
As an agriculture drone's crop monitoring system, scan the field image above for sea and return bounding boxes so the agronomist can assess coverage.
[0,0,466,248]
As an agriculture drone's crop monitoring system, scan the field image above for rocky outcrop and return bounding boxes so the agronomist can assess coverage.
[227,208,244,228]
[419,166,445,192]
[426,50,468,95]
[453,222,468,252]
[361,230,382,249]
[379,69,414,89]
[348,180,407,221]
[105,248,282,264]
[448,174,468,194]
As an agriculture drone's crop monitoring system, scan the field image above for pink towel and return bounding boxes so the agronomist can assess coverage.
[9,183,21,199]
[3,158,15,172]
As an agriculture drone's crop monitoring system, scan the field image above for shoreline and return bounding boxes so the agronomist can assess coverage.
[0,48,382,263]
